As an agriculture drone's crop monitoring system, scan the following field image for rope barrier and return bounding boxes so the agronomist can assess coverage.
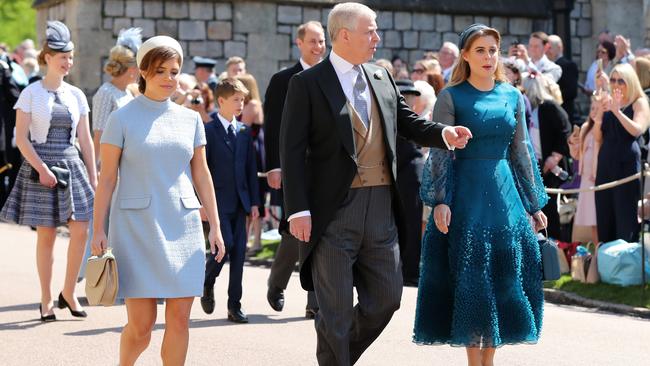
[545,168,650,195]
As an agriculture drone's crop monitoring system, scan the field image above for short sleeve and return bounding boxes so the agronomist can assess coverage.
[74,88,90,115]
[100,112,124,149]
[14,87,32,113]
[92,89,114,131]
[194,115,206,148]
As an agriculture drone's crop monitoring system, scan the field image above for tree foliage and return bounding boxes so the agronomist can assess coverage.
[0,0,37,50]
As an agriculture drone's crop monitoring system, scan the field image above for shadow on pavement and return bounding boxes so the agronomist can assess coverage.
[62,314,310,336]
[0,318,82,331]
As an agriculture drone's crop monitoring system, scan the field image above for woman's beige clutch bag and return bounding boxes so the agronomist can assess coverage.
[85,248,119,306]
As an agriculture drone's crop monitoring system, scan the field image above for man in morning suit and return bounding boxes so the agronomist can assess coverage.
[201,78,260,323]
[279,3,472,365]
[263,20,325,319]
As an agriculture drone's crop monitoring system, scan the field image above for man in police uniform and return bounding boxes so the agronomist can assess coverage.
[193,56,218,92]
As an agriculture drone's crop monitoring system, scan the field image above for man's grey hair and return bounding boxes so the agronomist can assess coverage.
[327,2,376,42]
[441,42,459,57]
[547,35,563,50]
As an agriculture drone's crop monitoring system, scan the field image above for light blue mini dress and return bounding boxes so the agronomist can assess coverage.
[101,95,206,299]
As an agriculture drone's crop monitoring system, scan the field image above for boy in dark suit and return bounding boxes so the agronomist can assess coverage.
[201,78,260,323]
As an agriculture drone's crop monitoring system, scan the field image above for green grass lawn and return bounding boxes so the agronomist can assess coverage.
[544,275,650,309]
[252,239,281,260]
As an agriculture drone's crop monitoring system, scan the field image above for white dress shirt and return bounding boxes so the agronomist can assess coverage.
[528,55,562,82]
[217,113,238,134]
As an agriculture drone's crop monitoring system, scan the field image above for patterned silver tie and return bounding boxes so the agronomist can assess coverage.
[352,65,369,128]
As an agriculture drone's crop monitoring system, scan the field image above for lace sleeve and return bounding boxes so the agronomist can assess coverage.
[508,93,549,214]
[420,89,455,207]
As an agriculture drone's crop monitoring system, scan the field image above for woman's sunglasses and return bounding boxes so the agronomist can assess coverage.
[609,77,626,86]
[412,68,425,74]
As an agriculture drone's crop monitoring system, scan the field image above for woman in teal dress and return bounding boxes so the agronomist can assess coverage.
[413,24,549,366]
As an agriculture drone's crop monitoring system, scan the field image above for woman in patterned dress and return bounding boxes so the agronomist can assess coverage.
[0,21,96,321]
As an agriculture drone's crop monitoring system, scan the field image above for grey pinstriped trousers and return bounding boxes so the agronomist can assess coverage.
[310,185,403,365]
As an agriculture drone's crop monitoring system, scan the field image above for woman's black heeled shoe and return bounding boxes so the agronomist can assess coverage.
[39,304,56,322]
[57,292,87,318]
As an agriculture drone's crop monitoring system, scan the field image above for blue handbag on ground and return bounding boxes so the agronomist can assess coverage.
[539,230,561,281]
[598,239,650,286]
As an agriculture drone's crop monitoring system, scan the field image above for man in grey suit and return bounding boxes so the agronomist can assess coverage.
[279,3,472,365]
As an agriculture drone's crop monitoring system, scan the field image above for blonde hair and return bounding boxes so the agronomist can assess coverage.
[447,27,507,87]
[226,56,245,68]
[635,57,650,90]
[611,63,646,106]
[327,2,376,42]
[104,45,136,77]
[522,74,553,109]
[236,73,260,104]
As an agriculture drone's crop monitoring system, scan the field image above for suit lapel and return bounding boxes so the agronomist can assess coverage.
[317,58,356,159]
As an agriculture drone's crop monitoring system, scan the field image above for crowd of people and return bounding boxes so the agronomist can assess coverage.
[1,2,650,365]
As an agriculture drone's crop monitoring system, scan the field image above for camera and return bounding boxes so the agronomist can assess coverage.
[190,97,203,105]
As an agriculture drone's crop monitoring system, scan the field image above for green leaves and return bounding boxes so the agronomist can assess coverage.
[0,0,36,49]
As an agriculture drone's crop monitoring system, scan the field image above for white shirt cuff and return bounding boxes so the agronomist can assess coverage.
[441,126,455,151]
[288,210,311,221]
[266,168,281,174]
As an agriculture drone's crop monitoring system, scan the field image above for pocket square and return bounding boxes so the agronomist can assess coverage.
[373,70,383,80]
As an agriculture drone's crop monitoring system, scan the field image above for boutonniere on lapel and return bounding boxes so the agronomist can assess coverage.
[373,70,383,80]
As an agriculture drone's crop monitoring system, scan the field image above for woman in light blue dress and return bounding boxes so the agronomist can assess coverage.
[413,24,548,366]
[91,36,225,366]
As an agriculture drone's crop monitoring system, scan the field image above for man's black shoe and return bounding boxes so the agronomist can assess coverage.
[267,285,285,312]
[200,287,215,314]
[227,308,249,323]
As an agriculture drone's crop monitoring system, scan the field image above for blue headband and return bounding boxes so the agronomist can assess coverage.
[458,23,489,50]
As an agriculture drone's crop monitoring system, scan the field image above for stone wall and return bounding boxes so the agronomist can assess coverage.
[32,0,626,107]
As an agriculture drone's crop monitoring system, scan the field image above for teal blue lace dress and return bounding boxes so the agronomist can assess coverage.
[413,81,549,348]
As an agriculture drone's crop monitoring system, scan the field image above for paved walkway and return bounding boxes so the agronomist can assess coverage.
[1,222,649,365]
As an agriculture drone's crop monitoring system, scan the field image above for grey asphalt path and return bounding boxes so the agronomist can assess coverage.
[1,222,649,366]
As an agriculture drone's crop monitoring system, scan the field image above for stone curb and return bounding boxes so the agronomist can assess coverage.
[543,288,650,319]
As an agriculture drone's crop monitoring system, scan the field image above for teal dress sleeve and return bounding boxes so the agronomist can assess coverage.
[508,93,549,214]
[421,89,455,207]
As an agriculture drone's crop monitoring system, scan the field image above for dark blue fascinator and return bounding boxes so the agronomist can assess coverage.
[46,20,74,52]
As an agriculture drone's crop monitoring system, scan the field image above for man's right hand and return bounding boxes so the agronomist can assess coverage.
[289,216,311,243]
[267,170,282,190]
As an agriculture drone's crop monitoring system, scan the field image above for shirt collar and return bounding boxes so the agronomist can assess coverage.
[299,58,313,70]
[329,49,356,76]
[217,113,237,133]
